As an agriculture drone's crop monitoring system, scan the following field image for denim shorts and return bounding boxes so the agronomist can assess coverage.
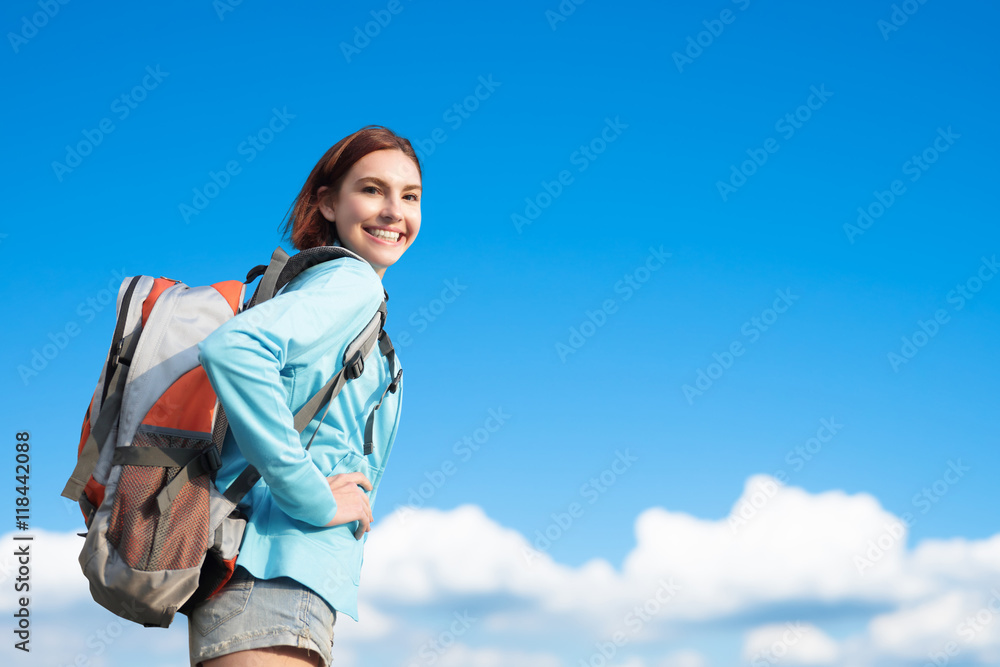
[188,566,337,667]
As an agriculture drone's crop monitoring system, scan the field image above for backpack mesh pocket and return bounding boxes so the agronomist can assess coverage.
[106,429,212,571]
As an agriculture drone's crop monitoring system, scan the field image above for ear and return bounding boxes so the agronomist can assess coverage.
[317,186,335,222]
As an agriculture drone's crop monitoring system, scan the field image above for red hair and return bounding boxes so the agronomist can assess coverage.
[282,125,421,250]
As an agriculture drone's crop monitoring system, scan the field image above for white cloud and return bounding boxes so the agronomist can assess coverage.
[335,601,397,640]
[867,591,970,658]
[909,535,1000,589]
[622,475,920,618]
[584,652,709,667]
[656,649,708,667]
[359,476,1000,664]
[865,589,1000,663]
[608,658,648,667]
[0,528,91,612]
[433,643,563,667]
[742,622,840,665]
[18,476,1000,666]
[364,474,996,630]
[1,599,188,667]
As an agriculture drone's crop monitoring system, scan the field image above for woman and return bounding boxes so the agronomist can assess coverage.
[188,125,422,666]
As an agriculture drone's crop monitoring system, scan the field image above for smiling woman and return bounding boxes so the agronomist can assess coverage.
[283,128,422,278]
[187,125,421,667]
[317,150,422,278]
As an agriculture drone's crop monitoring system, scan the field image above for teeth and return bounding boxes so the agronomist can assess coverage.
[367,228,400,242]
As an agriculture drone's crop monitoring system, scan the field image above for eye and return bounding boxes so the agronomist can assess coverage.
[404,193,420,202]
[362,185,380,194]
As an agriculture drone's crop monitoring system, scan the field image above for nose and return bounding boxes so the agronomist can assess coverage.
[380,195,404,223]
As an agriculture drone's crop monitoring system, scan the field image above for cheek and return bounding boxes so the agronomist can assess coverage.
[338,202,372,230]
[333,217,349,239]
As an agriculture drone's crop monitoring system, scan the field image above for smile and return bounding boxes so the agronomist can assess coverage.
[364,227,403,244]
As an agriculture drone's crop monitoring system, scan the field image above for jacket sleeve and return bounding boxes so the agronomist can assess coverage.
[197,259,384,527]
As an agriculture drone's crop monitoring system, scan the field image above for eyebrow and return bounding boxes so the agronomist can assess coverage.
[356,175,421,192]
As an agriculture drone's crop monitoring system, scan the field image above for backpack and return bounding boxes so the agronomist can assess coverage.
[60,245,401,628]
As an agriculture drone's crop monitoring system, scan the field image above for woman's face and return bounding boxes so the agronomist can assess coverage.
[318,149,421,279]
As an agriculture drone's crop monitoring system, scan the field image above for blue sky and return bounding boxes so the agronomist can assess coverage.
[2,0,999,665]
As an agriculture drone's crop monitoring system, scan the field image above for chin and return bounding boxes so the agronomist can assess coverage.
[363,247,404,267]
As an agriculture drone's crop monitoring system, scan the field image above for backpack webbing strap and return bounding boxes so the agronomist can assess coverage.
[112,446,223,515]
[247,245,370,309]
[112,446,220,468]
[273,245,367,296]
[222,302,388,507]
[63,276,144,501]
[223,465,261,507]
[61,326,142,502]
[220,362,351,507]
[363,330,402,455]
[247,246,290,309]
[100,276,144,404]
[297,366,351,436]
[60,388,123,501]
[293,300,386,449]
[378,328,396,370]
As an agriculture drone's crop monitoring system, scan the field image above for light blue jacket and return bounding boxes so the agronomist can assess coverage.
[197,255,402,622]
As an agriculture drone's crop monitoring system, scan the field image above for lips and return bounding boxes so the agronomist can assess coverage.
[364,226,404,244]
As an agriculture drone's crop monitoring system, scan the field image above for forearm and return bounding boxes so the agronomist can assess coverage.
[199,326,337,527]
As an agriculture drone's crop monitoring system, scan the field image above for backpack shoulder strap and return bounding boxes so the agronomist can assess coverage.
[246,245,368,308]
[224,244,389,505]
[222,298,389,505]
[61,275,147,503]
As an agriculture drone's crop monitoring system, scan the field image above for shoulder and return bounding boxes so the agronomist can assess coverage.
[285,256,383,300]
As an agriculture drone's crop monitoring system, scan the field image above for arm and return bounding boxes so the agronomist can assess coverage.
[198,259,383,527]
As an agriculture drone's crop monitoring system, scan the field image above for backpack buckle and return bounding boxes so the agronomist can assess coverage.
[113,331,139,368]
[201,446,222,474]
[388,368,402,394]
[111,338,124,367]
[345,351,365,380]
